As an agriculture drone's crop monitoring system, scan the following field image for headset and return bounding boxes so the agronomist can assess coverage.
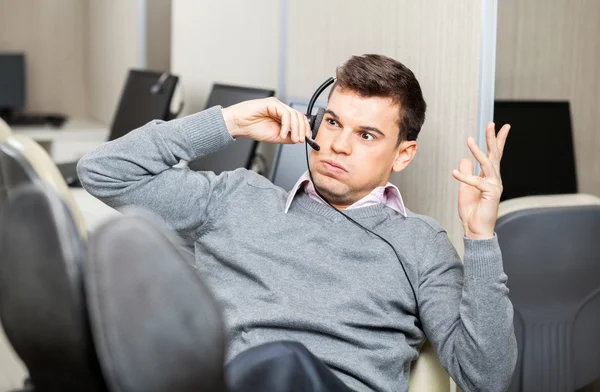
[151,72,185,119]
[302,77,420,318]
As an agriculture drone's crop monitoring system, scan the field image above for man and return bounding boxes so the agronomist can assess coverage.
[78,54,517,392]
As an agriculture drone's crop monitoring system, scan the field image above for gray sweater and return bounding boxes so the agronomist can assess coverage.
[77,106,517,392]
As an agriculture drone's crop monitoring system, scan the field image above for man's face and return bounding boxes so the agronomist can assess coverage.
[309,87,417,208]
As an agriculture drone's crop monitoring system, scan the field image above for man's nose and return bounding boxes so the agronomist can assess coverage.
[330,131,352,155]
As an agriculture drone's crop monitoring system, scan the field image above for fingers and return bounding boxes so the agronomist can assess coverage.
[292,109,303,142]
[485,122,500,162]
[304,114,312,140]
[467,136,498,180]
[458,157,474,177]
[496,124,511,159]
[294,110,309,143]
[452,168,491,192]
[277,105,292,140]
[485,122,512,162]
[277,103,309,144]
[457,158,474,192]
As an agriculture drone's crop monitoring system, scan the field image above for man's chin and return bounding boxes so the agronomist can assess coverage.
[312,175,351,202]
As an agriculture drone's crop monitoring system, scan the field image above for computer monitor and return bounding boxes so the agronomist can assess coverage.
[269,101,325,190]
[493,100,577,201]
[108,69,179,141]
[0,53,26,112]
[188,84,275,174]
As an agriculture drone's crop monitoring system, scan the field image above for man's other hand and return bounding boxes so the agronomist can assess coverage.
[452,122,511,240]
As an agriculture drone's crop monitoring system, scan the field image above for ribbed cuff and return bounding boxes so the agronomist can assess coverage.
[181,105,234,159]
[463,234,505,279]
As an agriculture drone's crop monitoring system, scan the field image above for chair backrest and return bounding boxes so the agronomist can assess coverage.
[0,118,11,209]
[0,135,87,238]
[0,185,106,391]
[188,83,275,174]
[409,340,450,391]
[108,69,178,142]
[496,194,600,392]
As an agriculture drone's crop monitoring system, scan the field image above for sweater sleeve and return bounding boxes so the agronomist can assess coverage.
[417,232,518,392]
[77,106,241,241]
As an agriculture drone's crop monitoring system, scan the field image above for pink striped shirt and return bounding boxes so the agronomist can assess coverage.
[284,171,407,216]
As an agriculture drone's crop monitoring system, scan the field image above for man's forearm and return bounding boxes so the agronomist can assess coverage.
[77,106,233,202]
[456,236,517,391]
[420,234,518,392]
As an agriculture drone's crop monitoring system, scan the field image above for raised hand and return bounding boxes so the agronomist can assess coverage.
[451,122,511,240]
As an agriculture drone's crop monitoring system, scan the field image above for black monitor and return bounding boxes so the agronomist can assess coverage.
[108,69,179,141]
[0,53,26,112]
[269,101,324,190]
[188,84,275,174]
[493,100,577,201]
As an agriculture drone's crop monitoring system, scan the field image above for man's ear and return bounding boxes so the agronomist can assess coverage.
[392,141,418,173]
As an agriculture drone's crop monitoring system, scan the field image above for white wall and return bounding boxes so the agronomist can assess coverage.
[87,0,141,124]
[171,0,281,115]
[146,0,172,72]
[496,0,600,197]
[0,0,89,118]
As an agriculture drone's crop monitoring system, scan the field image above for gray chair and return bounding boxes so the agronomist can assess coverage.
[0,184,107,391]
[0,184,225,392]
[496,194,600,392]
[0,118,11,210]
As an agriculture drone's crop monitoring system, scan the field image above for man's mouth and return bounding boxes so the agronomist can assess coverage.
[321,160,348,173]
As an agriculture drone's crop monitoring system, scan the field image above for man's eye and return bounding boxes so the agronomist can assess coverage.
[360,132,375,141]
[326,118,339,126]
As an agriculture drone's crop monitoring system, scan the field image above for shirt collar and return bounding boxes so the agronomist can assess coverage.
[284,171,407,217]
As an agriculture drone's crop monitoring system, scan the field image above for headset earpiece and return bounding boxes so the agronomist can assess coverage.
[310,108,326,140]
[304,77,335,151]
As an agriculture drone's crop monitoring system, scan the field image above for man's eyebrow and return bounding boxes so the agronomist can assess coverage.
[325,109,385,137]
[325,109,338,118]
[358,126,385,137]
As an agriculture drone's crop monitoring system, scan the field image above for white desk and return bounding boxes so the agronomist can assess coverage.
[70,188,121,231]
[12,118,109,163]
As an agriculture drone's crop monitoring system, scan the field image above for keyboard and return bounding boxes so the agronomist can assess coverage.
[4,114,66,128]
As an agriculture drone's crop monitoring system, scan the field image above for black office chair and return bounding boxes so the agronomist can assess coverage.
[188,83,275,174]
[0,184,226,392]
[496,194,600,392]
[0,185,107,392]
[58,69,180,186]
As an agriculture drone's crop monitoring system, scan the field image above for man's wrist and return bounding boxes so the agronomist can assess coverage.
[463,228,496,241]
[221,107,241,138]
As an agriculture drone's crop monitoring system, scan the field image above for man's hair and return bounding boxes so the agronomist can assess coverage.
[328,54,426,143]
